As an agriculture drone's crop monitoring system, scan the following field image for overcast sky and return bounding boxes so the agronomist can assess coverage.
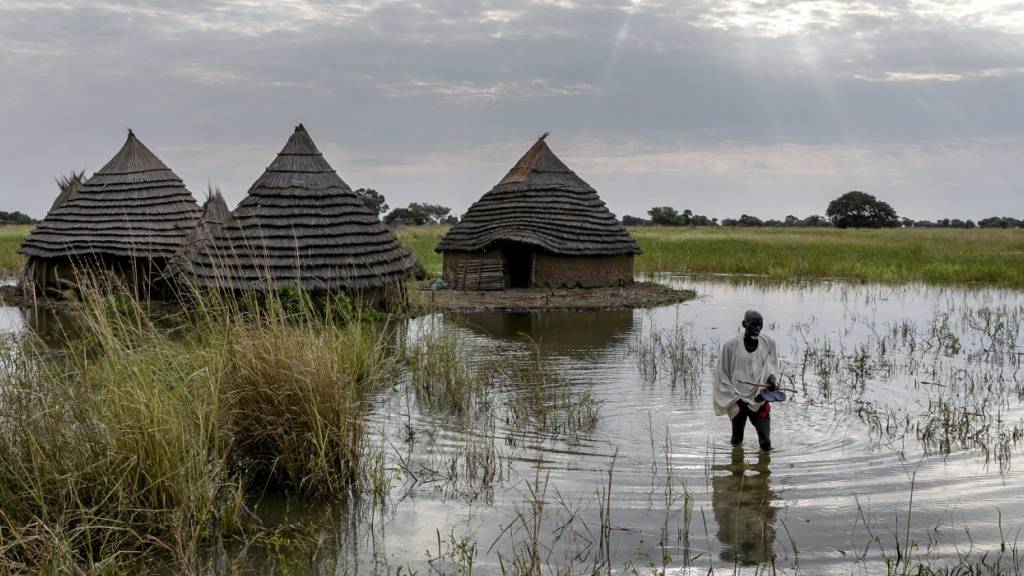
[1,0,1022,221]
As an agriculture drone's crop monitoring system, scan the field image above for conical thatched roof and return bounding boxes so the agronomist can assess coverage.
[437,134,641,256]
[20,131,201,260]
[188,124,420,291]
[168,188,231,278]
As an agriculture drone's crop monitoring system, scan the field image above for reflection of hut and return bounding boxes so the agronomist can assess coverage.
[186,124,420,307]
[168,189,231,279]
[19,131,201,295]
[437,134,641,289]
[453,309,634,359]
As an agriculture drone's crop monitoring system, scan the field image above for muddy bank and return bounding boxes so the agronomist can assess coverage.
[0,285,31,307]
[3,281,696,314]
[410,281,695,312]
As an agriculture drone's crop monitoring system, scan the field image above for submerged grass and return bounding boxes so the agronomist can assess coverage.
[0,285,397,571]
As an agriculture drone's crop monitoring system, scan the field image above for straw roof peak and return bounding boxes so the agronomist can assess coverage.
[201,187,231,223]
[277,123,323,157]
[97,130,174,176]
[437,136,640,257]
[50,170,85,212]
[497,134,574,186]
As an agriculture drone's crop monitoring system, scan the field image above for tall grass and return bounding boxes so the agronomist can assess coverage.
[0,286,396,571]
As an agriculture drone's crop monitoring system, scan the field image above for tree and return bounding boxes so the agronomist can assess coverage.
[800,215,830,227]
[825,191,899,228]
[383,202,452,226]
[354,188,388,215]
[737,214,763,227]
[0,211,36,225]
[647,206,685,226]
[978,216,1023,228]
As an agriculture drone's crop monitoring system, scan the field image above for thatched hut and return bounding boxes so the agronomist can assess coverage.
[19,131,201,294]
[437,134,641,289]
[167,189,231,279]
[185,124,420,307]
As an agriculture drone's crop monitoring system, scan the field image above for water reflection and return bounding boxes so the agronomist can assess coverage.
[711,447,777,566]
[19,305,78,345]
[0,306,24,334]
[451,309,634,359]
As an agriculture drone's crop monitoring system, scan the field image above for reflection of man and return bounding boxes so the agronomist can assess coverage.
[713,310,778,451]
[711,447,777,565]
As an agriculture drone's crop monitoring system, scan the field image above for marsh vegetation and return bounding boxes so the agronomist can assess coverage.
[1,277,1021,573]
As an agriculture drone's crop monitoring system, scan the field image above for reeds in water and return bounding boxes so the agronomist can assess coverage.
[0,284,395,571]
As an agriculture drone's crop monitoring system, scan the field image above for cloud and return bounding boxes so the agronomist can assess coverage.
[381,79,605,103]
[0,0,1022,220]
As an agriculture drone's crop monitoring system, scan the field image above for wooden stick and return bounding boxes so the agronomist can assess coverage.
[737,380,798,394]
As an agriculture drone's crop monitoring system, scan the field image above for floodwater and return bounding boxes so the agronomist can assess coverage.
[3,277,1024,574]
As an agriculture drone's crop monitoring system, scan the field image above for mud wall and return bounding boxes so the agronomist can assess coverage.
[443,250,635,289]
[533,253,634,288]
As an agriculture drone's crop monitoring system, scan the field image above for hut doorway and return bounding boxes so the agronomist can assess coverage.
[503,243,534,288]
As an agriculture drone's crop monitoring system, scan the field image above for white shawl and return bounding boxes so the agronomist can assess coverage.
[712,334,778,418]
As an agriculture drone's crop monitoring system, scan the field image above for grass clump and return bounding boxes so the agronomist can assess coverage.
[0,286,395,571]
[403,317,488,414]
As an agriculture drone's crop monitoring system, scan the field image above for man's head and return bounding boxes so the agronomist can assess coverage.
[742,310,763,338]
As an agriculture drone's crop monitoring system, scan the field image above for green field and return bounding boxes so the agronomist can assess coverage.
[0,225,31,273]
[394,225,444,277]
[630,226,1024,286]
[6,224,1024,287]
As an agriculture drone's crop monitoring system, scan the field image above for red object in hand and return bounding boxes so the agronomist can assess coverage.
[759,403,771,418]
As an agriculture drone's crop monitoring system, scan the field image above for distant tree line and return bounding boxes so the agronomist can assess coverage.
[0,211,37,225]
[355,188,458,226]
[622,191,1023,229]
[17,182,1018,231]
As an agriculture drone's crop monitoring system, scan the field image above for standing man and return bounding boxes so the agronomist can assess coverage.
[713,310,778,451]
